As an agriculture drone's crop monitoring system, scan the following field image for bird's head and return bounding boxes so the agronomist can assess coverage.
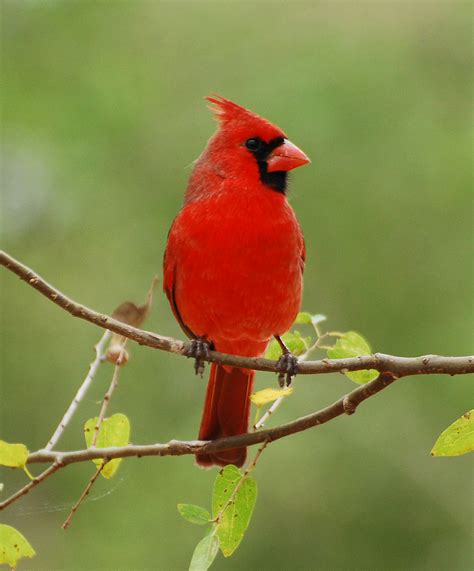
[202,95,310,194]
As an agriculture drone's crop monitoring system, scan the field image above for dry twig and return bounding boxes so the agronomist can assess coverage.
[61,462,108,530]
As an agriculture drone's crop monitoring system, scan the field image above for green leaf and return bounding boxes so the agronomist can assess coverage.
[265,331,311,361]
[0,441,29,470]
[294,312,312,325]
[84,413,130,479]
[284,331,312,356]
[212,465,257,557]
[178,504,211,525]
[250,387,294,408]
[431,410,474,457]
[265,339,282,360]
[189,530,219,571]
[0,524,36,569]
[327,331,378,384]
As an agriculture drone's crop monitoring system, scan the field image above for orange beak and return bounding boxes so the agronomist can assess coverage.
[266,139,311,173]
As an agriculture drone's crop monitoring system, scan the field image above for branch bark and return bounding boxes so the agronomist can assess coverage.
[15,372,425,467]
[2,250,473,378]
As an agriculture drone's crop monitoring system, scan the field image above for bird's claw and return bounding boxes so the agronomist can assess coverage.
[185,338,212,377]
[276,352,298,387]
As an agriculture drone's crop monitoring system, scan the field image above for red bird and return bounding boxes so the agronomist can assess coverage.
[163,96,310,467]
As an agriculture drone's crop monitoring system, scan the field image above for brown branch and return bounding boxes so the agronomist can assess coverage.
[0,461,64,511]
[9,372,402,473]
[1,250,473,378]
[61,462,108,530]
[0,250,184,353]
[1,250,472,513]
[0,371,399,514]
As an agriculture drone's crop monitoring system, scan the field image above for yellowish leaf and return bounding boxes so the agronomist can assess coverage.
[84,413,130,479]
[0,524,36,569]
[431,410,474,457]
[0,441,29,470]
[250,387,293,408]
[327,331,378,384]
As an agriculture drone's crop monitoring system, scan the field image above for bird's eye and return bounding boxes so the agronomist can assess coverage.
[245,138,261,151]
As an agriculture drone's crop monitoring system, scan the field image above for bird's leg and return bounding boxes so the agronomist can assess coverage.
[185,337,213,377]
[274,335,299,387]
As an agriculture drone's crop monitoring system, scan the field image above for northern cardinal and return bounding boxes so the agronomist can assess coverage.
[163,96,310,467]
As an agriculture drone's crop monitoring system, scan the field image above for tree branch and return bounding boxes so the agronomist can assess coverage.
[4,372,412,473]
[61,462,108,530]
[0,371,401,511]
[0,461,64,511]
[1,250,472,514]
[2,250,473,378]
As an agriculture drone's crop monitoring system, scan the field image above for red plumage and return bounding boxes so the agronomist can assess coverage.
[163,96,310,467]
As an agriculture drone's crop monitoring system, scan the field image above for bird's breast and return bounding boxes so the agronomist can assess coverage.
[172,188,304,354]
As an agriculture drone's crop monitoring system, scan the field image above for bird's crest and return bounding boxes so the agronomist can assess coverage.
[206,95,253,123]
[205,95,286,141]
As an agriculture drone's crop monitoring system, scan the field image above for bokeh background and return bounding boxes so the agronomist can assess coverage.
[1,2,472,570]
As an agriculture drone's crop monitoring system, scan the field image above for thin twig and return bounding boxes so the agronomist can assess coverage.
[91,341,127,447]
[62,462,108,530]
[254,398,284,430]
[45,330,111,451]
[0,461,64,511]
[1,251,473,377]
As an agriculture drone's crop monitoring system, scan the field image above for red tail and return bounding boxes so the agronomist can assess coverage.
[196,364,254,468]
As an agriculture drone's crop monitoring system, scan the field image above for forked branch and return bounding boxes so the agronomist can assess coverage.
[0,250,472,513]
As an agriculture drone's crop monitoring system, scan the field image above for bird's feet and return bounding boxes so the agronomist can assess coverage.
[276,353,298,387]
[274,335,299,387]
[185,337,213,377]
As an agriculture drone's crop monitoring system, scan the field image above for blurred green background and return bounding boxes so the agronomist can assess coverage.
[1,2,472,570]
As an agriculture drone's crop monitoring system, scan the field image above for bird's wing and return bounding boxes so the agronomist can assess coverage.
[163,218,195,339]
[300,233,306,274]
